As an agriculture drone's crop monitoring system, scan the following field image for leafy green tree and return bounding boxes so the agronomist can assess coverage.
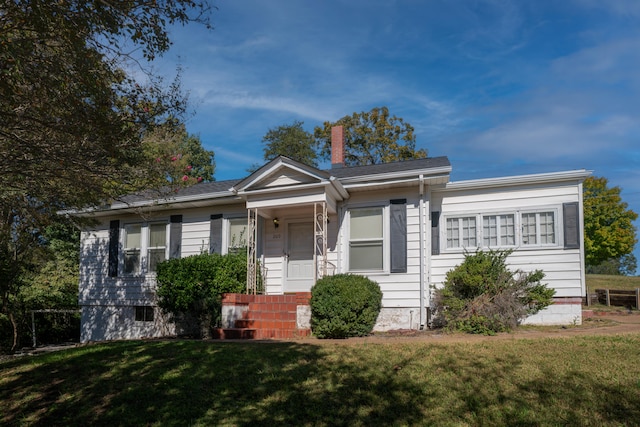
[586,254,637,276]
[142,120,216,185]
[0,0,212,351]
[261,120,318,167]
[583,176,638,268]
[314,106,427,166]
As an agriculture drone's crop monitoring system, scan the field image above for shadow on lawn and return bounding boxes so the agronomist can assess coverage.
[1,338,639,426]
[0,340,429,426]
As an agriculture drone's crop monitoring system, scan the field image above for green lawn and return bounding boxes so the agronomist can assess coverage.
[586,274,640,291]
[2,337,640,426]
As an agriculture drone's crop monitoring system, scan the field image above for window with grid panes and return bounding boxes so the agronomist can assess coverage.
[482,214,515,247]
[522,212,555,245]
[446,217,477,248]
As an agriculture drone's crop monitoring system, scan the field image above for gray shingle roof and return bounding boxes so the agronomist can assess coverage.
[116,156,450,204]
[328,156,451,179]
[117,179,240,204]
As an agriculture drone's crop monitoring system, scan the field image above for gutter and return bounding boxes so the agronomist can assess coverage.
[61,191,241,217]
[435,169,592,192]
[418,174,425,330]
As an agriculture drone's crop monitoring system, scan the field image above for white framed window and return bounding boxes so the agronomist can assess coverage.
[446,216,477,249]
[227,217,247,254]
[123,223,142,275]
[122,222,168,275]
[348,207,384,271]
[522,211,556,246]
[482,214,515,247]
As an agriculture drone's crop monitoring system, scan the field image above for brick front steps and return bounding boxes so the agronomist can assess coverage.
[213,293,312,340]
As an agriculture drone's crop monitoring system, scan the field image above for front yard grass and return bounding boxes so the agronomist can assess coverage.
[2,336,640,426]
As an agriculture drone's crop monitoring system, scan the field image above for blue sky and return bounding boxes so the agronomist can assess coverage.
[156,0,640,265]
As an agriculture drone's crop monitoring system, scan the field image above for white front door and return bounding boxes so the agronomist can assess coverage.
[285,222,314,292]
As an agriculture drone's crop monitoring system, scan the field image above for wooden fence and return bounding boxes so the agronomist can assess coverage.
[593,288,640,309]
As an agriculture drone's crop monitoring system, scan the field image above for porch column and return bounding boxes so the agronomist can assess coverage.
[314,202,328,281]
[246,208,259,294]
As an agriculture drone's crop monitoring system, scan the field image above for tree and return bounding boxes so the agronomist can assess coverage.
[0,1,213,351]
[142,120,216,186]
[583,176,638,268]
[586,254,637,276]
[314,106,427,166]
[261,120,318,167]
[1,1,212,210]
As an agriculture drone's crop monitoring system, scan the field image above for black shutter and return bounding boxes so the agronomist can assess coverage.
[169,215,183,259]
[108,220,119,277]
[431,211,440,255]
[390,199,407,273]
[210,214,223,254]
[563,202,580,249]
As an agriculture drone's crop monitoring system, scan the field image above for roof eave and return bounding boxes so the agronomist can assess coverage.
[62,190,239,217]
[436,169,592,192]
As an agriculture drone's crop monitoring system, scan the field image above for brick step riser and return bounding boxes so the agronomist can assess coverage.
[235,319,297,329]
[247,303,297,312]
[238,311,297,321]
[214,328,311,340]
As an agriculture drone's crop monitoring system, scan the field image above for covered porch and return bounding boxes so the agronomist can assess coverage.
[230,156,349,295]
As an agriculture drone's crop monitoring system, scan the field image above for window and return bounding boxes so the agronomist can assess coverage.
[147,223,167,272]
[124,224,142,274]
[446,217,477,249]
[349,207,384,271]
[135,306,154,322]
[228,218,247,253]
[442,209,560,252]
[482,214,515,247]
[122,222,168,275]
[522,212,555,245]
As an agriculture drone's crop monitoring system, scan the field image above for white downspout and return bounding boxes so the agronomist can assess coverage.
[418,174,425,329]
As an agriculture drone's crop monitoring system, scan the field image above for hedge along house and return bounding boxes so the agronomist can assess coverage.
[71,126,591,342]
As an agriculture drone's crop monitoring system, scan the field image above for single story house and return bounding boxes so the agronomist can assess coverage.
[73,126,590,342]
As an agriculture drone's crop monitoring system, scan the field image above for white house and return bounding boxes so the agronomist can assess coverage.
[73,126,590,342]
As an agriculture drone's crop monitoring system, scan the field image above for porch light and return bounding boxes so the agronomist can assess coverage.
[273,218,279,228]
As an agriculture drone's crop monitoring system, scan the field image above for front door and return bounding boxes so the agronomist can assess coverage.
[285,222,314,292]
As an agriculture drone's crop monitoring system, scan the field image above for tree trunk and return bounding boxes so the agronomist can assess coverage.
[9,312,18,352]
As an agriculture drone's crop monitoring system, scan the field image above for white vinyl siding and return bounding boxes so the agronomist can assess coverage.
[349,207,384,271]
[431,178,585,303]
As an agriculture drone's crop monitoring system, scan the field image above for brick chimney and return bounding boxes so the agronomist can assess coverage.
[331,125,345,168]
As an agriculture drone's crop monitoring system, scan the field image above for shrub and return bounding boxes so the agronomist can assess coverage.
[310,274,382,339]
[432,249,555,335]
[156,252,252,338]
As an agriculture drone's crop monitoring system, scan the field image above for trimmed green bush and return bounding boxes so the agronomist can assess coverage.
[156,252,252,338]
[310,274,382,339]
[432,249,555,335]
